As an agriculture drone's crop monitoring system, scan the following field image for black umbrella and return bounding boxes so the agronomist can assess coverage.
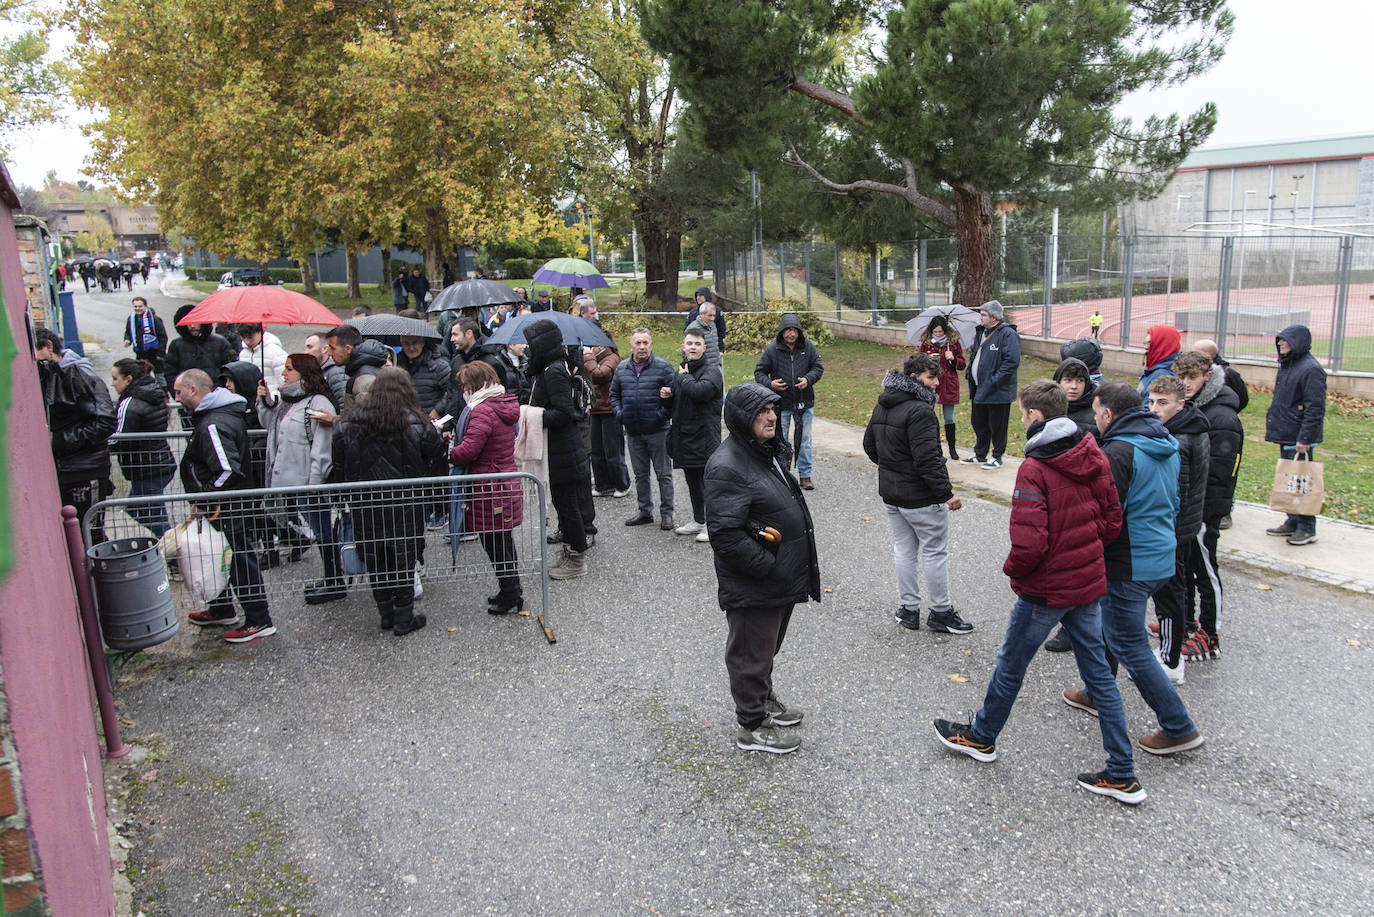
[346,314,441,345]
[485,311,614,348]
[427,278,521,313]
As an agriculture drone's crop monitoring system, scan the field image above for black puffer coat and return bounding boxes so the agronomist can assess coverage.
[753,313,823,412]
[1163,401,1210,540]
[41,351,116,483]
[321,356,347,405]
[526,319,588,485]
[344,339,390,399]
[332,412,444,542]
[1192,365,1244,518]
[1265,324,1326,446]
[219,361,268,487]
[112,372,175,481]
[1053,357,1100,439]
[163,304,237,390]
[398,341,454,414]
[862,370,952,509]
[666,356,723,469]
[705,383,821,612]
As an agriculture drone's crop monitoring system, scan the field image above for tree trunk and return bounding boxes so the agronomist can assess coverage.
[344,244,361,299]
[378,247,392,292]
[300,256,318,296]
[640,208,668,308]
[661,232,682,306]
[953,187,994,309]
[424,239,443,292]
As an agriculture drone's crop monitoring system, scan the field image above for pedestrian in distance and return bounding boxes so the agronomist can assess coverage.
[122,296,168,382]
[862,352,972,634]
[706,383,820,755]
[109,358,176,539]
[1062,382,1205,758]
[404,267,430,310]
[1090,310,1102,338]
[934,380,1145,805]
[754,313,823,489]
[391,270,410,312]
[1145,375,1209,684]
[611,328,676,530]
[917,315,966,460]
[962,300,1020,468]
[1173,351,1243,662]
[173,369,276,643]
[1264,324,1325,546]
[666,327,724,541]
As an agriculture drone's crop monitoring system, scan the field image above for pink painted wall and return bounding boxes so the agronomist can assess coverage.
[0,171,115,915]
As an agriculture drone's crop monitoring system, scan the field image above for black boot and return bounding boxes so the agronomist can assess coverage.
[945,423,960,461]
[487,577,525,615]
[304,543,347,605]
[391,593,427,636]
[377,598,395,631]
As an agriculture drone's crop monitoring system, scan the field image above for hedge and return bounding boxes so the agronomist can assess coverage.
[501,258,535,279]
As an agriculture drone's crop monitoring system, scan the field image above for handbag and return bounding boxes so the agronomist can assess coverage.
[1269,455,1324,516]
[335,510,368,576]
[169,517,233,603]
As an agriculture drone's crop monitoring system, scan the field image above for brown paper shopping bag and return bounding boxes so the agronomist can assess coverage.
[1269,458,1324,516]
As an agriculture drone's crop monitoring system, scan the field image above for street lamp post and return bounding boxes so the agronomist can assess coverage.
[1237,189,1255,304]
[1166,194,1192,323]
[1287,174,1304,313]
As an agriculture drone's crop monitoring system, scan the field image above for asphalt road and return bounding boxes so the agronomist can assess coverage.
[74,284,1374,916]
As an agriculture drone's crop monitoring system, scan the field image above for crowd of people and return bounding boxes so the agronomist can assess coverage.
[36,288,1329,794]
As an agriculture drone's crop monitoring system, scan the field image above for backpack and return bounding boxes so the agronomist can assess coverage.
[570,371,593,420]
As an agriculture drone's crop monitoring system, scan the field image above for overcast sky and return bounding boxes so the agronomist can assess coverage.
[7,0,1373,190]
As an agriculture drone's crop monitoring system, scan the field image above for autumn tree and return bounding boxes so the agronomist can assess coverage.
[641,0,1233,307]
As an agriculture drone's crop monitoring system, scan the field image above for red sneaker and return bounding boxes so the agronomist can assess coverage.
[224,624,277,644]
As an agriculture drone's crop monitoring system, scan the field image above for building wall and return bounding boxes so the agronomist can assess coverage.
[0,178,116,915]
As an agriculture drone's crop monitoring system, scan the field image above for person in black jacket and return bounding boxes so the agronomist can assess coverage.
[666,328,723,539]
[122,297,169,381]
[403,267,430,310]
[110,358,176,538]
[685,286,727,352]
[862,353,971,634]
[527,319,593,580]
[35,328,117,543]
[331,368,445,636]
[1193,339,1249,412]
[1053,357,1099,438]
[325,325,389,410]
[1175,352,1243,662]
[164,304,238,417]
[754,313,823,489]
[398,335,455,417]
[706,383,820,755]
[172,369,276,643]
[1264,324,1325,545]
[1146,376,1209,684]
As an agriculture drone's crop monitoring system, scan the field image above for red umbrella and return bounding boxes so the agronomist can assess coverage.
[177,285,342,381]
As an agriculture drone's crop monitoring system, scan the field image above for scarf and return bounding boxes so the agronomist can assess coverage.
[128,311,158,352]
[463,382,505,411]
[930,333,947,347]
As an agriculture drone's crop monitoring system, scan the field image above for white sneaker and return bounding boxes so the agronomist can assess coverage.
[1157,650,1185,685]
[695,530,710,543]
[981,456,1003,469]
[612,488,632,498]
[674,520,704,536]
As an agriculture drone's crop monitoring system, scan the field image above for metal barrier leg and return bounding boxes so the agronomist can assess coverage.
[63,505,130,759]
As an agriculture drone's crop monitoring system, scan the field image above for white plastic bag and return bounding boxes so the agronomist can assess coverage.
[174,517,233,603]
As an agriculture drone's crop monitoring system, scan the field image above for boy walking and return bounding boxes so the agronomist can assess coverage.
[862,352,972,634]
[933,381,1143,804]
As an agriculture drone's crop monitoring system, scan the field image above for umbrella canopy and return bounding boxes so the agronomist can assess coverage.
[905,304,981,348]
[177,285,343,328]
[533,257,609,290]
[427,278,521,313]
[485,311,614,348]
[347,314,441,345]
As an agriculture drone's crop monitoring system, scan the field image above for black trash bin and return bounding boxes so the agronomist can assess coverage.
[87,536,178,651]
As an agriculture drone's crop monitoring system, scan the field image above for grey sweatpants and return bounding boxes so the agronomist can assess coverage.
[885,502,953,613]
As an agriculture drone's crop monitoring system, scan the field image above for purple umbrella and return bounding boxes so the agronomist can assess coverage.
[532,257,609,290]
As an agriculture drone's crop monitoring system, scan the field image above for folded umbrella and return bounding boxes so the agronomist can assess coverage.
[484,311,614,348]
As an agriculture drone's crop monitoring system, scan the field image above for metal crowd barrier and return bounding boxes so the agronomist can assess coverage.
[82,471,556,643]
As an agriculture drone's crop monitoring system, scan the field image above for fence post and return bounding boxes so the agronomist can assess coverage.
[1330,235,1354,372]
[804,241,812,312]
[743,249,750,303]
[779,243,786,298]
[870,246,880,325]
[1214,236,1233,352]
[835,246,842,321]
[1119,236,1135,349]
[1042,233,1053,337]
[918,239,928,311]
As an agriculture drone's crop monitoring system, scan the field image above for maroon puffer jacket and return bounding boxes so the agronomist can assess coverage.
[448,392,523,532]
[918,338,966,405]
[1003,417,1122,608]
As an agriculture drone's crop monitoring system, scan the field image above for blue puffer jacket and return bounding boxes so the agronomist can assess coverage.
[968,321,1021,404]
[1265,324,1326,446]
[610,354,674,434]
[1100,405,1179,582]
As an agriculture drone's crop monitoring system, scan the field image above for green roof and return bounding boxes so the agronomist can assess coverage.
[1180,134,1374,170]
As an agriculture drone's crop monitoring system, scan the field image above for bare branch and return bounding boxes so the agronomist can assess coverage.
[786,145,956,227]
[789,77,860,122]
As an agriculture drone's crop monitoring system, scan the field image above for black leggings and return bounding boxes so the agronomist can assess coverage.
[683,467,706,524]
[549,480,587,552]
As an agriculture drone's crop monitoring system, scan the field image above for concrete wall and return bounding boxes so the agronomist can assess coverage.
[1,173,116,915]
[816,316,1374,400]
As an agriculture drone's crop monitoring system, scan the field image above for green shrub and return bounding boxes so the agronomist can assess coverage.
[267,267,301,283]
[726,298,835,353]
[502,257,535,279]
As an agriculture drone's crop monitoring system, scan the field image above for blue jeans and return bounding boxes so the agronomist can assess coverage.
[779,406,814,477]
[972,597,1136,779]
[294,494,332,546]
[1279,445,1317,534]
[128,471,174,538]
[1101,578,1197,737]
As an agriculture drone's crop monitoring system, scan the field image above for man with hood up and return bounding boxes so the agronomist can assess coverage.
[754,313,823,489]
[1062,382,1204,758]
[173,369,276,644]
[164,304,238,399]
[706,383,820,755]
[1138,324,1182,405]
[934,381,1144,805]
[962,300,1020,468]
[862,352,972,635]
[34,327,116,543]
[1264,324,1325,545]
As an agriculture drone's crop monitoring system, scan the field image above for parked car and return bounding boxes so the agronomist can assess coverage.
[216,268,277,290]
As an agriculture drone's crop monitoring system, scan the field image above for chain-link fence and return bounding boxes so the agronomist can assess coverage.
[715,231,1374,372]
